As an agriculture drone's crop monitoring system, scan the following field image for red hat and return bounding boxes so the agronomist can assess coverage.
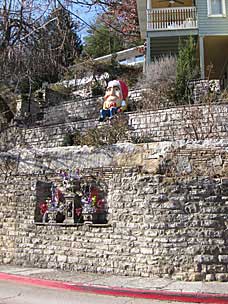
[107,80,129,100]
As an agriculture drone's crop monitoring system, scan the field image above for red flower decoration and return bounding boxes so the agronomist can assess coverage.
[39,202,48,215]
[96,199,104,209]
[75,208,82,217]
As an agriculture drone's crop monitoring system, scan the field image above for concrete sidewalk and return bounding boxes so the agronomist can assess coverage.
[0,265,228,303]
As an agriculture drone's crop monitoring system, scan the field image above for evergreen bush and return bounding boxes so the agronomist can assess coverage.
[175,36,199,103]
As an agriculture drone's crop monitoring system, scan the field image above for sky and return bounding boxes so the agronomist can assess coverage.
[74,5,100,41]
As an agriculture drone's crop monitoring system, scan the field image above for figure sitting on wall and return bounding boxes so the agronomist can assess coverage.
[99,80,128,122]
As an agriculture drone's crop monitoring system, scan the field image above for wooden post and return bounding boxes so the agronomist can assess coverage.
[199,36,205,79]
[147,0,151,10]
[146,36,151,67]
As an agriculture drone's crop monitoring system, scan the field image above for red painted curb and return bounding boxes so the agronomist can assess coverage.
[0,272,228,304]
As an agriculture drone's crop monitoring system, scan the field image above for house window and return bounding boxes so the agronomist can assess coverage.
[119,59,128,65]
[208,0,226,17]
[135,55,144,63]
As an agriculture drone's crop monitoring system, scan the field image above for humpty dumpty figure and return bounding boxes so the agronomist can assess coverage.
[99,80,128,122]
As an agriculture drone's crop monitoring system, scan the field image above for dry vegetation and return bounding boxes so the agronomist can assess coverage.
[63,114,129,147]
[136,56,177,110]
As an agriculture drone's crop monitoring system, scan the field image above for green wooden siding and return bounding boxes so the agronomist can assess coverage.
[197,0,228,35]
[150,36,196,59]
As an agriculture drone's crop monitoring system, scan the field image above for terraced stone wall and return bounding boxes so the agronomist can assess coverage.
[42,89,143,125]
[1,170,228,281]
[0,143,228,281]
[0,89,143,151]
[1,103,228,151]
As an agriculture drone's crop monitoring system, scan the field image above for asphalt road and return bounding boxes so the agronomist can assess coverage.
[0,280,193,304]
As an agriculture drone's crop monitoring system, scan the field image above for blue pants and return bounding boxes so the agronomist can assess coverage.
[100,107,118,121]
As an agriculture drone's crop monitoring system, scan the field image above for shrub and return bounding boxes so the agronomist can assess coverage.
[219,88,228,101]
[49,83,72,95]
[72,114,129,147]
[0,84,17,127]
[62,133,75,146]
[65,58,143,94]
[175,36,199,103]
[91,82,104,97]
[137,55,177,110]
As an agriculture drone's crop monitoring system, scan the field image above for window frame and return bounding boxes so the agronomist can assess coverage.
[207,0,227,17]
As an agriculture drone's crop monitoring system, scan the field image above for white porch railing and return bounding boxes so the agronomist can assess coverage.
[147,6,198,31]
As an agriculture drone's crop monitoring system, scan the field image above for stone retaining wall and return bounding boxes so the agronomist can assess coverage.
[0,89,144,151]
[128,103,228,141]
[0,142,228,281]
[2,88,228,281]
[42,97,101,125]
[1,103,228,151]
[42,89,143,125]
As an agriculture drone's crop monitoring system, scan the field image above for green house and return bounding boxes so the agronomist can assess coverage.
[137,0,228,86]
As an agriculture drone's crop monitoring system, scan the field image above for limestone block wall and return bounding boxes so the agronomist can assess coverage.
[1,102,228,151]
[42,97,101,125]
[7,140,228,177]
[0,119,98,151]
[42,89,143,125]
[0,144,228,280]
[0,142,228,280]
[128,103,228,141]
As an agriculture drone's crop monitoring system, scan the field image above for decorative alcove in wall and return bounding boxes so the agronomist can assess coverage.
[34,170,109,225]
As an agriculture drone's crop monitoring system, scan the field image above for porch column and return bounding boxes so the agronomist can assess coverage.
[147,0,151,9]
[199,36,205,79]
[146,35,151,67]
